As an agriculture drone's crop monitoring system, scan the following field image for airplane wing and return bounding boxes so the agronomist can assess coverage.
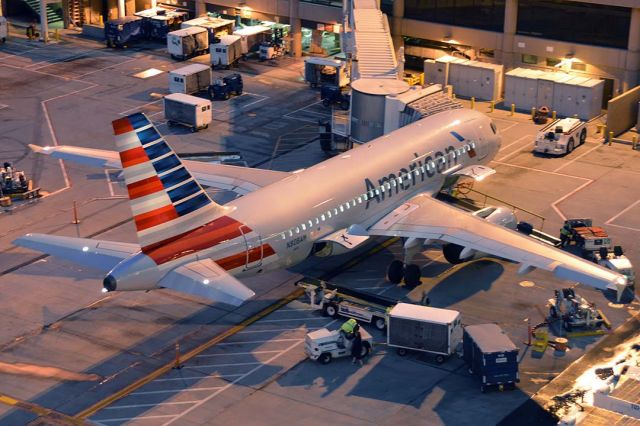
[158,258,255,306]
[368,194,628,296]
[29,144,289,195]
[13,233,140,272]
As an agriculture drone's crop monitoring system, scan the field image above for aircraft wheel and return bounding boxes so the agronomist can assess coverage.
[387,260,404,284]
[404,264,421,288]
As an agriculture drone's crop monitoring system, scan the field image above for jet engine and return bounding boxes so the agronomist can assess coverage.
[442,206,517,264]
[103,252,164,292]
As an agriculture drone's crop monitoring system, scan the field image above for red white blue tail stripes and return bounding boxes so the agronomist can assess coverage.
[112,113,222,249]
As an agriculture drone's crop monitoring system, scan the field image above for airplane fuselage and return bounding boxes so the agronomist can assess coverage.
[193,109,501,278]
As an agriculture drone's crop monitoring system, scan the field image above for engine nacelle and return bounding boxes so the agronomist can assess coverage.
[442,206,517,264]
[103,252,163,292]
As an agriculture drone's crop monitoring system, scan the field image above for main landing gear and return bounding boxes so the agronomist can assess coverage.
[387,260,422,288]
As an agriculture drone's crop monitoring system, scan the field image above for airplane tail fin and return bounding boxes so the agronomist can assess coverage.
[112,113,224,249]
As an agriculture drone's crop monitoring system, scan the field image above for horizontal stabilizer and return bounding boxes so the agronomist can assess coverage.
[28,144,121,169]
[158,258,255,306]
[14,233,140,272]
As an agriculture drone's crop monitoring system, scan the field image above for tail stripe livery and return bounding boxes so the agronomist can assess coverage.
[112,113,223,249]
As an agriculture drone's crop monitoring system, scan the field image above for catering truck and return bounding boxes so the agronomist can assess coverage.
[210,35,243,69]
[167,27,209,60]
[168,63,211,94]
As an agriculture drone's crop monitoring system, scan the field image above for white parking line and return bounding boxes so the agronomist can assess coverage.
[237,327,320,334]
[196,350,282,358]
[496,135,533,161]
[120,99,162,116]
[162,329,333,426]
[216,338,300,345]
[155,374,242,382]
[185,362,262,369]
[258,317,326,323]
[98,414,177,423]
[131,387,223,395]
[605,199,640,225]
[106,400,199,410]
[553,143,601,173]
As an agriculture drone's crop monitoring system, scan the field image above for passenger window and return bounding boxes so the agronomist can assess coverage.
[334,208,338,215]
[281,233,286,239]
[288,230,293,237]
[357,196,362,203]
[345,203,350,209]
[295,227,300,234]
[327,211,332,218]
[301,224,306,231]
[321,214,326,221]
[308,220,313,227]
[315,218,319,225]
[351,200,356,207]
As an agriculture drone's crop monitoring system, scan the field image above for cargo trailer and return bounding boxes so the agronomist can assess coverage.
[164,93,212,132]
[233,25,271,55]
[210,35,243,69]
[304,57,349,88]
[167,27,209,60]
[181,16,235,40]
[463,324,519,392]
[169,63,211,94]
[105,16,144,48]
[135,6,187,40]
[387,303,463,363]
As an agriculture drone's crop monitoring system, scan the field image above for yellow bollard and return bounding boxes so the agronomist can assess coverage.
[55,29,60,41]
[99,15,104,26]
[452,93,456,100]
[510,103,515,116]
[470,97,475,110]
[71,201,80,225]
[531,107,536,120]
[490,101,494,113]
[597,124,604,134]
[632,135,638,150]
[609,131,613,146]
[552,110,557,120]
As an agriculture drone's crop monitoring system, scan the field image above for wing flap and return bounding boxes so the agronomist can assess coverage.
[13,233,140,272]
[369,194,627,294]
[158,258,255,306]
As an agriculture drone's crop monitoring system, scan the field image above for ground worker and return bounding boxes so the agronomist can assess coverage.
[560,223,572,247]
[340,318,358,339]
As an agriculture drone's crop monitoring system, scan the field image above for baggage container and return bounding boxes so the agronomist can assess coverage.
[463,324,519,392]
[169,63,211,94]
[167,27,208,60]
[164,93,212,132]
[387,303,463,363]
[104,16,144,48]
[304,57,349,88]
[181,16,235,40]
[233,25,270,54]
[210,35,243,69]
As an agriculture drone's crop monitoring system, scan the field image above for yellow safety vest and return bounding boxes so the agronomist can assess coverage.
[341,319,357,334]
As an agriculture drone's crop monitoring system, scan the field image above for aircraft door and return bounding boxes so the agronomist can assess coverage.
[239,225,263,270]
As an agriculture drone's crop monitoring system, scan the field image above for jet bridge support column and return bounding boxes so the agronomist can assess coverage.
[40,0,49,42]
[289,0,302,57]
[391,0,404,52]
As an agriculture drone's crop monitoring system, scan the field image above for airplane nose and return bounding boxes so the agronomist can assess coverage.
[103,274,117,292]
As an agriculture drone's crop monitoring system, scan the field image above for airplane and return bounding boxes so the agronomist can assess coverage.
[14,110,628,307]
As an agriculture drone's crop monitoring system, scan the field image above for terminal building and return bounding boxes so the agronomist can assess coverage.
[1,0,638,99]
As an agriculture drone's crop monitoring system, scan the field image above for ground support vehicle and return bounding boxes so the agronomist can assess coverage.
[209,73,243,100]
[516,221,561,247]
[104,16,144,48]
[0,16,8,43]
[167,27,208,60]
[305,326,373,364]
[320,85,350,110]
[463,324,519,392]
[592,246,635,289]
[169,64,211,95]
[562,218,611,255]
[296,279,393,331]
[181,16,235,40]
[135,6,187,40]
[534,118,587,155]
[547,288,608,331]
[210,35,243,69]
[0,163,40,200]
[164,93,212,132]
[387,303,462,364]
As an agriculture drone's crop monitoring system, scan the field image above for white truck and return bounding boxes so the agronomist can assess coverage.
[168,63,211,94]
[210,35,243,69]
[233,25,270,55]
[164,93,212,132]
[387,303,463,363]
[167,26,208,60]
[534,118,587,155]
[181,16,234,40]
[305,326,373,364]
[0,17,7,43]
[593,246,635,289]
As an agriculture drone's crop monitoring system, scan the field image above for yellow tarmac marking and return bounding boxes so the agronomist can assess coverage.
[75,237,400,420]
[0,392,82,424]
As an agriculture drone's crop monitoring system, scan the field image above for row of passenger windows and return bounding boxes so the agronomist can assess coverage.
[279,142,476,241]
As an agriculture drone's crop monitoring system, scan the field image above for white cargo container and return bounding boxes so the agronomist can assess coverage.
[233,25,270,54]
[168,63,211,94]
[164,93,211,132]
[181,16,234,39]
[423,56,458,86]
[210,35,243,69]
[167,27,208,60]
[0,17,7,43]
[504,68,542,111]
[575,79,604,120]
[387,303,463,363]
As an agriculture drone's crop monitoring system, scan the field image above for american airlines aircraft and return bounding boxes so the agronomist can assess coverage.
[15,110,628,306]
